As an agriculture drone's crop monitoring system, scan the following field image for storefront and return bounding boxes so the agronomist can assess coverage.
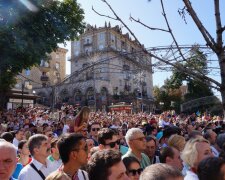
[6,88,37,110]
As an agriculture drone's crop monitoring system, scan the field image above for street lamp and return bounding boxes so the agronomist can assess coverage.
[20,80,32,108]
[133,70,145,112]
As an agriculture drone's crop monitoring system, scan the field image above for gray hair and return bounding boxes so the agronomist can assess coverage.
[140,163,183,180]
[28,134,48,156]
[125,128,143,143]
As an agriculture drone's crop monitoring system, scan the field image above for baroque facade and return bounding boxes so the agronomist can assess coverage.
[35,23,154,112]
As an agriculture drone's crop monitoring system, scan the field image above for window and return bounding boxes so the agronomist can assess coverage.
[74,41,80,46]
[111,34,115,42]
[98,32,105,41]
[75,51,79,56]
[119,79,122,86]
[25,69,30,76]
[99,44,104,50]
[84,36,92,44]
[55,63,60,69]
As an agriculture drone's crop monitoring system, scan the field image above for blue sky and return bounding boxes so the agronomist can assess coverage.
[63,0,223,96]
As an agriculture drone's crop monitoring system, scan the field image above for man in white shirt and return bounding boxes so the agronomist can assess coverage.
[13,129,24,148]
[18,134,57,180]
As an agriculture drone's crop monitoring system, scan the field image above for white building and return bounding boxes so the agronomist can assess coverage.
[35,23,154,112]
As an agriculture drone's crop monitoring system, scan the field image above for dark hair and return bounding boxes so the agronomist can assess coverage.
[90,122,101,128]
[18,140,27,150]
[146,135,156,145]
[203,129,215,141]
[98,128,115,145]
[0,132,13,143]
[28,134,48,156]
[197,157,225,180]
[163,127,181,139]
[15,128,24,135]
[123,156,140,171]
[188,130,202,140]
[159,146,174,163]
[57,133,84,164]
[140,163,183,180]
[87,149,122,180]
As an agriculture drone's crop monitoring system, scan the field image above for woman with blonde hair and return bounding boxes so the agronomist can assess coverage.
[69,106,90,133]
[168,134,186,152]
[181,137,213,180]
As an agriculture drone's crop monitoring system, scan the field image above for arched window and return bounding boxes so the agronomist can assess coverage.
[60,89,69,102]
[100,87,108,102]
[86,87,95,100]
[74,89,82,101]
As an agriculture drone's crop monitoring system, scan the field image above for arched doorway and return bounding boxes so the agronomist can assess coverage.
[74,89,82,106]
[60,89,70,103]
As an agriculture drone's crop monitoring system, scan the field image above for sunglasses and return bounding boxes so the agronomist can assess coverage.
[92,128,100,131]
[128,168,143,176]
[104,140,120,148]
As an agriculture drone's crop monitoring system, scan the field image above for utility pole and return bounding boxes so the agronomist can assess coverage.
[21,83,24,108]
[51,86,55,112]
[93,66,96,112]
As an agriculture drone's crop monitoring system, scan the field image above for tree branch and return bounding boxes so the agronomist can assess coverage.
[92,6,117,21]
[214,0,223,50]
[160,0,186,62]
[151,53,221,88]
[129,16,169,33]
[94,0,221,89]
[183,0,217,53]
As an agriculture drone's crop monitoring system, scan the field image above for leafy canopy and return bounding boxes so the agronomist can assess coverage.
[0,0,85,91]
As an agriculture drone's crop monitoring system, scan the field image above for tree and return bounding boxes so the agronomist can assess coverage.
[0,0,85,108]
[93,0,225,115]
[167,46,213,102]
[153,82,182,113]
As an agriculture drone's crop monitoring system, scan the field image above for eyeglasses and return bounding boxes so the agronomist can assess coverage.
[91,128,100,131]
[104,140,120,148]
[128,168,143,176]
[131,137,146,141]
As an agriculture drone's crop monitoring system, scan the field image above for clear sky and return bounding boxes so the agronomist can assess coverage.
[62,0,223,96]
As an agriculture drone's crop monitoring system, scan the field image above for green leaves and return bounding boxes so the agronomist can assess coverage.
[0,0,85,108]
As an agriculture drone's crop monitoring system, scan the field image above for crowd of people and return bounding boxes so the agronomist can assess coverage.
[1,104,225,180]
